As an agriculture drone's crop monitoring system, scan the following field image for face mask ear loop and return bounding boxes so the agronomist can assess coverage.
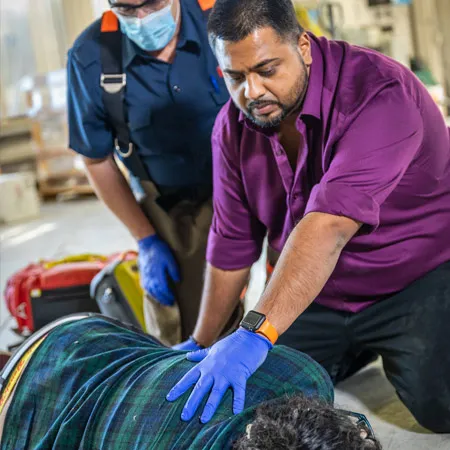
[172,0,180,28]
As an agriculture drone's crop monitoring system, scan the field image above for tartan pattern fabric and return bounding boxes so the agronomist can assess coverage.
[1,317,333,449]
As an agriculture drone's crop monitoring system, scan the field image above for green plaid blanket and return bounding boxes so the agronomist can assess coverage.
[1,317,333,449]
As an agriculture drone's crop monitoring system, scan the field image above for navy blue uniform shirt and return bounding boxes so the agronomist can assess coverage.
[67,0,229,192]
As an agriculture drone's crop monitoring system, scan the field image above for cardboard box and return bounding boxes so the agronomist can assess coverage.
[0,172,40,224]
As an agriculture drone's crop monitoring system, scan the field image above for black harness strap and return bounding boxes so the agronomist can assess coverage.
[100,11,150,181]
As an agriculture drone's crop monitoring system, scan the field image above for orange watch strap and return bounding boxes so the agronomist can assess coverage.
[256,319,278,345]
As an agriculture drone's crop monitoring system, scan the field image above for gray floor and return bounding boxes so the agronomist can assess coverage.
[1,198,449,449]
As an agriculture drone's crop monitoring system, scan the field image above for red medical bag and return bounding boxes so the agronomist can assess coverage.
[4,254,117,336]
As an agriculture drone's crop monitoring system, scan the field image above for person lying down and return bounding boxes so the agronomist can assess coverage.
[0,314,381,449]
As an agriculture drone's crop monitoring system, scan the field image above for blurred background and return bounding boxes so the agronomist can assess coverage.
[1,0,449,196]
[0,0,449,198]
[0,2,449,448]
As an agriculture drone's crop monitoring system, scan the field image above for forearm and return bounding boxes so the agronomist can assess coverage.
[256,212,360,335]
[193,263,251,347]
[83,155,155,240]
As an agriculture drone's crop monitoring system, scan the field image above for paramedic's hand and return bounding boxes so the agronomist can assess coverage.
[166,329,272,423]
[138,234,180,306]
[172,337,203,352]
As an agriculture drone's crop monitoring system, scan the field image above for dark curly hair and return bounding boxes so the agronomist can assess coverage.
[233,394,382,450]
[208,0,303,51]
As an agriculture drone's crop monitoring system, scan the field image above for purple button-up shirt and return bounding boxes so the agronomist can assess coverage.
[207,35,450,313]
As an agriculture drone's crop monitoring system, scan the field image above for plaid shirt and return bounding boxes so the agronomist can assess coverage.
[1,318,333,449]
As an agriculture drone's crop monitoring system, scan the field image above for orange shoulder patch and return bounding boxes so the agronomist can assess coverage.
[101,10,119,33]
[198,0,216,11]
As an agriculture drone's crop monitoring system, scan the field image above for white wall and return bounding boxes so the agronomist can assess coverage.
[91,0,110,18]
[0,0,98,118]
[411,0,445,88]
[28,0,66,74]
[0,0,37,117]
[411,0,450,107]
[332,0,374,29]
[390,4,414,67]
[60,0,96,49]
[311,0,413,67]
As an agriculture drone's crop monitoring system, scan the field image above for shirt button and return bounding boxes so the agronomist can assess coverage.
[173,85,181,93]
[293,193,299,199]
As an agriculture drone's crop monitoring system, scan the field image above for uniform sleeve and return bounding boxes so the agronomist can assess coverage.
[67,49,114,159]
[305,87,424,234]
[206,117,266,270]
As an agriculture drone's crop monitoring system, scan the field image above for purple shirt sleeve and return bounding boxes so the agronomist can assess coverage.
[305,87,424,233]
[207,113,266,270]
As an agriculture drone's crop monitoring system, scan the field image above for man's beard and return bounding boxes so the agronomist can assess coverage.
[244,60,308,129]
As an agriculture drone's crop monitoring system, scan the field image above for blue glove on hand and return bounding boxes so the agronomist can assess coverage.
[166,328,272,423]
[172,337,204,352]
[138,234,181,306]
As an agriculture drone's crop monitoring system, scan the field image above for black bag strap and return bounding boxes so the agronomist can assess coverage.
[100,11,150,181]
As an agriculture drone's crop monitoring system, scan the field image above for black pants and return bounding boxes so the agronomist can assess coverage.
[277,261,450,433]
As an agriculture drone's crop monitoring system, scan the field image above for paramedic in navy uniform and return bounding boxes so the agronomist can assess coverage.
[67,0,231,346]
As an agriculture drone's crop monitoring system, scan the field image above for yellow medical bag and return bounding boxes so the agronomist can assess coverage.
[90,252,146,331]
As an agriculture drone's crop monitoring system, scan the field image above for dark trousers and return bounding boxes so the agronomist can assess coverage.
[277,261,450,433]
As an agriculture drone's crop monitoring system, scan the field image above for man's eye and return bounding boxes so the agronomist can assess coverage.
[228,75,244,83]
[259,69,275,77]
[116,7,135,15]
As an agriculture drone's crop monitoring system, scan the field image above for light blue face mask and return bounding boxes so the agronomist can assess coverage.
[117,0,179,52]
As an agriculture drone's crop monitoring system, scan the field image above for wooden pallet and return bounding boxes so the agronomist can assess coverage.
[40,183,95,201]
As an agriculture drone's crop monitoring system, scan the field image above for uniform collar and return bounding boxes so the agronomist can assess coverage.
[299,35,323,122]
[122,0,201,68]
[177,0,202,50]
[123,35,139,68]
[238,33,324,129]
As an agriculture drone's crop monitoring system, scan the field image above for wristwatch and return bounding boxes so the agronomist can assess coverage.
[240,310,278,345]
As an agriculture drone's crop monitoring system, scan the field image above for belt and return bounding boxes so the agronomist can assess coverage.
[157,184,212,201]
[156,184,212,212]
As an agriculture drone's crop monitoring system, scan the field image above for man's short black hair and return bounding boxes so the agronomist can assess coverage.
[207,0,303,50]
[233,394,383,450]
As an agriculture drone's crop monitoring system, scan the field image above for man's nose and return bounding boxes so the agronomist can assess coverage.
[136,8,149,19]
[244,74,265,100]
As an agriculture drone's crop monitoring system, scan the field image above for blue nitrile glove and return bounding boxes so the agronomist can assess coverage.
[166,328,272,423]
[172,337,204,352]
[138,234,181,306]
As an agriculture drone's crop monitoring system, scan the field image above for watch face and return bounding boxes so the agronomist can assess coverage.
[241,311,266,332]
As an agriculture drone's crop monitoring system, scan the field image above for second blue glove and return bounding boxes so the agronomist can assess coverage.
[138,234,181,306]
[172,337,204,352]
[166,328,272,423]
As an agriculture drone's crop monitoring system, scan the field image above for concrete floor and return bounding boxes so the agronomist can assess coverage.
[1,198,449,449]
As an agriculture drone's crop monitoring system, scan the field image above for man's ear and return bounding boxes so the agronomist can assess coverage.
[298,32,312,66]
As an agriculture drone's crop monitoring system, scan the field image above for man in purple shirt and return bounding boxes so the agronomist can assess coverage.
[167,0,450,433]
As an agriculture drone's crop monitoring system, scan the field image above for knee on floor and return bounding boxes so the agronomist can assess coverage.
[410,400,450,433]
